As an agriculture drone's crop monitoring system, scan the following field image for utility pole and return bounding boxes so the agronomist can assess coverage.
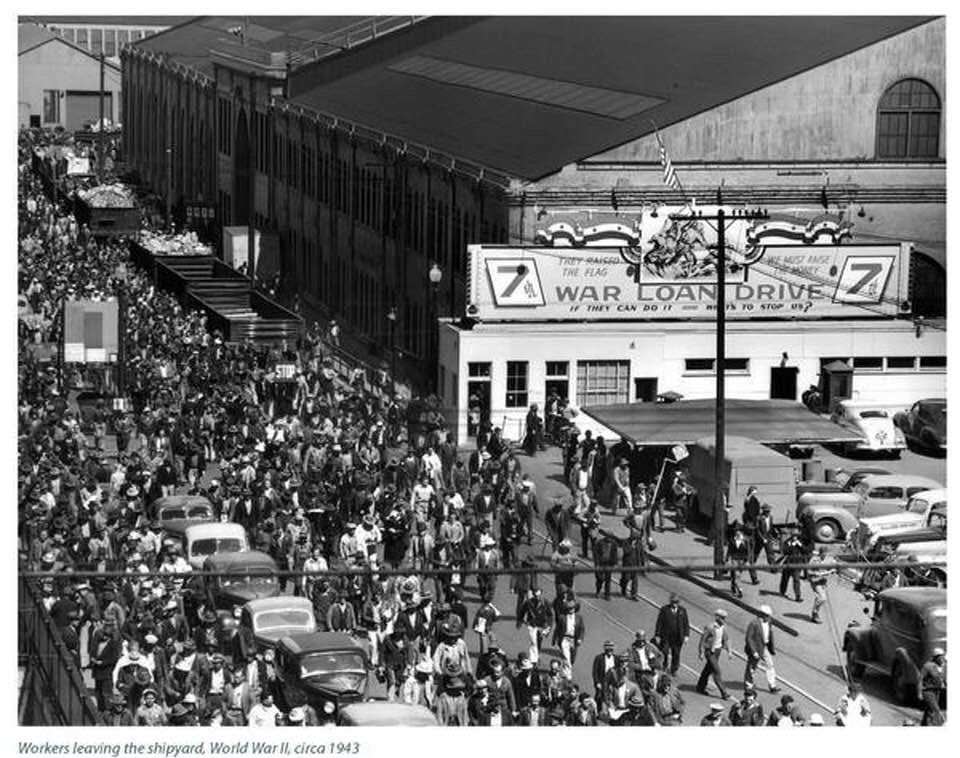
[98,52,106,181]
[665,207,769,573]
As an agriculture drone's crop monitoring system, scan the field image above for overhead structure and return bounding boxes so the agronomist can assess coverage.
[580,398,862,446]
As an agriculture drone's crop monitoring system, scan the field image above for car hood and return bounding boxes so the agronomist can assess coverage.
[861,512,923,533]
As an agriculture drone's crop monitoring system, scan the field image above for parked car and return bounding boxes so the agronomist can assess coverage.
[894,398,946,454]
[795,466,891,500]
[194,551,280,652]
[275,632,369,717]
[829,401,906,458]
[153,495,216,535]
[183,522,249,570]
[338,702,439,726]
[854,540,947,596]
[240,596,317,650]
[851,489,946,552]
[843,587,946,703]
[797,474,942,543]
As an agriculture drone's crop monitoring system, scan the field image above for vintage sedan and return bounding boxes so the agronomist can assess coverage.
[894,398,946,454]
[830,401,906,458]
[852,489,946,552]
[153,495,216,535]
[196,551,280,651]
[843,587,946,703]
[184,522,249,570]
[797,474,942,543]
[795,466,891,501]
[854,540,947,596]
[275,632,370,717]
[240,596,317,650]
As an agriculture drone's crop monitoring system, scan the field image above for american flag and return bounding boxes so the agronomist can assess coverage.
[656,131,681,191]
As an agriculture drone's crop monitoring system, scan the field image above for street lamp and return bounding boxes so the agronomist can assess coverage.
[386,306,398,393]
[114,263,128,398]
[428,263,442,394]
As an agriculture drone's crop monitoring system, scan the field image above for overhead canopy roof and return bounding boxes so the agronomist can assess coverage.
[580,399,861,446]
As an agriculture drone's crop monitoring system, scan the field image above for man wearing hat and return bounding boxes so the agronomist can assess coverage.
[592,641,618,707]
[517,586,552,665]
[700,702,732,726]
[135,686,167,726]
[696,609,731,700]
[200,653,228,715]
[476,534,501,600]
[769,693,805,726]
[223,667,254,725]
[485,656,518,725]
[918,647,946,726]
[555,598,585,680]
[545,498,571,552]
[611,458,632,514]
[602,653,641,724]
[629,630,664,693]
[754,503,778,568]
[114,640,154,710]
[808,712,825,726]
[103,691,135,726]
[517,691,549,727]
[88,617,123,711]
[729,685,765,726]
[512,651,542,710]
[655,593,691,677]
[744,605,779,693]
[807,546,834,623]
[550,539,577,595]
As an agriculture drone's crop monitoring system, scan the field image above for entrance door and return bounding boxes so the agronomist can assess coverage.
[467,381,491,437]
[634,377,658,402]
[770,366,799,400]
[545,379,569,403]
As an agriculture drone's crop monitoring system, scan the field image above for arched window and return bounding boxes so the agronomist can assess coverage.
[877,79,941,159]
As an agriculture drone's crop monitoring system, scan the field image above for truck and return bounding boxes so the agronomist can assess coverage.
[687,436,796,524]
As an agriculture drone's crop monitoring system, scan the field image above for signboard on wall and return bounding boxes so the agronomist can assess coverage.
[63,300,119,363]
[467,243,910,322]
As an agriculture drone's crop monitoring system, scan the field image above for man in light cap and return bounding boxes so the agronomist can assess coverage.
[918,647,946,725]
[808,712,824,726]
[700,702,732,726]
[286,707,306,726]
[744,604,778,693]
[696,609,731,700]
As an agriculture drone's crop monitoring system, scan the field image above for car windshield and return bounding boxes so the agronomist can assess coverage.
[860,410,888,419]
[187,506,211,518]
[221,572,276,587]
[928,609,947,637]
[254,609,313,631]
[300,651,366,680]
[192,538,243,557]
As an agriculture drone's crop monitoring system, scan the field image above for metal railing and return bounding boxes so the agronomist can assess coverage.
[18,575,102,726]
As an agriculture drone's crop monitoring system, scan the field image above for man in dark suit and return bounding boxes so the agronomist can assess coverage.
[591,641,618,706]
[743,604,778,693]
[88,618,123,711]
[512,653,543,710]
[654,593,690,676]
[593,533,618,600]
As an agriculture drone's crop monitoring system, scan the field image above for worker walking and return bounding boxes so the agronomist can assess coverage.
[918,648,946,726]
[807,547,834,624]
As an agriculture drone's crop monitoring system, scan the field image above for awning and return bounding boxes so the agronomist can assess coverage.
[580,398,862,446]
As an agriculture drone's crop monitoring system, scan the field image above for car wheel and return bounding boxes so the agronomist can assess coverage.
[891,661,913,705]
[814,519,841,543]
[846,648,866,679]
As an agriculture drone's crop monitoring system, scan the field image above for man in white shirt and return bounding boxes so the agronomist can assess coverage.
[339,523,359,562]
[835,681,872,727]
[246,691,281,727]
[744,604,778,692]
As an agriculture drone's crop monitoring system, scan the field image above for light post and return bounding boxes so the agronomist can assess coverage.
[428,263,442,394]
[386,306,398,393]
[114,263,128,398]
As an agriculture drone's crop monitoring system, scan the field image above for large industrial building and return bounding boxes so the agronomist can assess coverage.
[119,16,945,441]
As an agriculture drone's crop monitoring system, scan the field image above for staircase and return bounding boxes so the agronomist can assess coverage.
[155,256,301,345]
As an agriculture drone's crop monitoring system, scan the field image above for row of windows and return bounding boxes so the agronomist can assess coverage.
[684,358,750,373]
[50,25,164,56]
[821,355,946,372]
[258,126,503,270]
[469,360,629,409]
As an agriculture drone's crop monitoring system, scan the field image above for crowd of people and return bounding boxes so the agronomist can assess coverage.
[17,127,944,729]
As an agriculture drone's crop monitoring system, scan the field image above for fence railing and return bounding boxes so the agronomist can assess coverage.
[18,575,102,726]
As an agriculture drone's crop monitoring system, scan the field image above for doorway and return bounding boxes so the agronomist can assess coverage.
[467,380,491,437]
[770,366,799,400]
[634,377,659,402]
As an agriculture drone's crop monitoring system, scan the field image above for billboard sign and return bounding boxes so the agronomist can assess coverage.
[63,300,119,363]
[467,243,909,322]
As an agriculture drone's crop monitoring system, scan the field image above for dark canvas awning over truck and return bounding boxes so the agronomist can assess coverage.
[580,399,861,446]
